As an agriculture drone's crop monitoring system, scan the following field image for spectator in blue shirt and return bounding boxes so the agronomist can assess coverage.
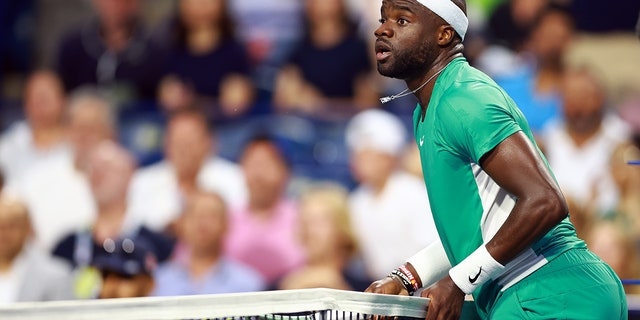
[153,191,265,296]
[493,5,574,135]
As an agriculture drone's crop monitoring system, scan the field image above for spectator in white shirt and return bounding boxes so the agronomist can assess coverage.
[539,68,631,216]
[346,109,438,279]
[9,89,116,251]
[128,109,247,233]
[0,70,71,188]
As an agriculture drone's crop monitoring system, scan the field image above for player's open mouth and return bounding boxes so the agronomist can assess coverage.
[375,41,392,61]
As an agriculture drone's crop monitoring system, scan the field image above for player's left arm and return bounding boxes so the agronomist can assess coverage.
[479,131,568,263]
[422,131,568,320]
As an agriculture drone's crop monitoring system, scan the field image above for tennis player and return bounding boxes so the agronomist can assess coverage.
[365,1,627,319]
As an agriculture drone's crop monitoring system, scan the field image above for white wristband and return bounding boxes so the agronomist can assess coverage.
[406,241,451,288]
[448,245,505,294]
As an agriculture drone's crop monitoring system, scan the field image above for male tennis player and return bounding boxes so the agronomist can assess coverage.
[365,0,627,319]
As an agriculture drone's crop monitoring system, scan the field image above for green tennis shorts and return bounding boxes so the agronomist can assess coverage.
[479,248,627,319]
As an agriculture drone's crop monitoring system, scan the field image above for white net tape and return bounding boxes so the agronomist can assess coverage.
[0,288,481,320]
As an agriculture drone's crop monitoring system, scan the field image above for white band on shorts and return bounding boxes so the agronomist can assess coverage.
[448,245,505,294]
[416,0,469,40]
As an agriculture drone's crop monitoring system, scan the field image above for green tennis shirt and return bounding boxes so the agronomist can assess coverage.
[413,57,585,292]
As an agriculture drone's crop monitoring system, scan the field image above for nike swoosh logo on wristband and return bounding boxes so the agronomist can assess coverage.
[468,267,482,284]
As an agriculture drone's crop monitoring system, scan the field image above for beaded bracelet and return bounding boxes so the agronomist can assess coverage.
[390,267,418,295]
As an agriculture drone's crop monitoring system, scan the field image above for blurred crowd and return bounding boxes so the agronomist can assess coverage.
[1,0,640,303]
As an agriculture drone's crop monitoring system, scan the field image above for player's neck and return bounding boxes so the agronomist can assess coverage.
[410,52,462,110]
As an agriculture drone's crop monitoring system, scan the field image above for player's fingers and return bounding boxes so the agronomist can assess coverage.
[366,278,403,295]
[365,281,383,294]
[365,281,391,294]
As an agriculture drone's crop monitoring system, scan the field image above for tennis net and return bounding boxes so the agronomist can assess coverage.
[0,288,481,320]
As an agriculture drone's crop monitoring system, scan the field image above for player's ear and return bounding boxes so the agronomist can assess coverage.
[436,25,456,46]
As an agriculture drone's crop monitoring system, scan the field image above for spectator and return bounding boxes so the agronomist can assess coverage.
[492,4,574,134]
[0,71,71,188]
[8,89,116,251]
[157,0,255,121]
[584,218,640,294]
[228,0,303,91]
[273,0,378,117]
[66,89,118,173]
[153,192,264,296]
[93,238,156,299]
[345,109,438,279]
[617,96,640,229]
[52,141,174,298]
[128,109,247,233]
[539,68,631,216]
[225,133,305,284]
[0,195,74,304]
[609,141,640,238]
[487,0,548,52]
[156,75,196,114]
[276,183,371,291]
[55,0,165,103]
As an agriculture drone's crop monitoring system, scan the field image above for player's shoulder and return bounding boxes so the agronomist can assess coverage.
[435,71,512,121]
[444,78,505,106]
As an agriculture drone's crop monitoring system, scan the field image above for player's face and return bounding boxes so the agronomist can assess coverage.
[374,0,437,80]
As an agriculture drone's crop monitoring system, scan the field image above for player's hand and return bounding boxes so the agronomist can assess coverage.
[420,275,464,320]
[365,277,406,320]
[365,276,408,296]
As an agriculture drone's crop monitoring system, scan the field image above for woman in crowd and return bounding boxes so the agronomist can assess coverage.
[157,0,255,122]
[276,183,371,291]
[273,0,378,118]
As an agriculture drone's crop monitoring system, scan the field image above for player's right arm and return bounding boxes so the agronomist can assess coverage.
[365,239,451,295]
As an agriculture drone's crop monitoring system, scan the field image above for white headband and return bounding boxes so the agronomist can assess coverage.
[416,0,468,40]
